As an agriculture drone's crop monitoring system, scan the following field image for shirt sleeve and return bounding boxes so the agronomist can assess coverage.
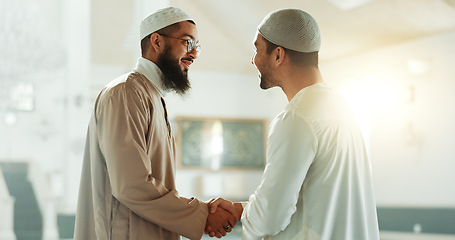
[96,84,208,240]
[241,112,317,240]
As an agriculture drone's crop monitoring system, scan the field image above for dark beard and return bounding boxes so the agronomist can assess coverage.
[259,67,277,90]
[156,47,191,95]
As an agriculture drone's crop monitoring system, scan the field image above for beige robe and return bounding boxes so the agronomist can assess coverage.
[74,72,208,240]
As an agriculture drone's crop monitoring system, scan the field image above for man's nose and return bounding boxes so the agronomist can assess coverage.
[188,48,198,60]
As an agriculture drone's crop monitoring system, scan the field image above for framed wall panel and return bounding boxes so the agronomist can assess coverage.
[176,116,267,170]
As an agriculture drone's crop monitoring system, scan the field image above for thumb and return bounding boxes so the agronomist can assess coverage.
[208,198,224,213]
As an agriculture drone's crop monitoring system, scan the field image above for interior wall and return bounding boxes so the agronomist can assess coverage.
[321,30,455,207]
[0,0,90,213]
[166,71,286,121]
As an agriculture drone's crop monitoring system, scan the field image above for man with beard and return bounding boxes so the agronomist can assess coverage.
[74,7,238,240]
[207,8,380,240]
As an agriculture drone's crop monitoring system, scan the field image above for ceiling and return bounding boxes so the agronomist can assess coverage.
[169,0,455,74]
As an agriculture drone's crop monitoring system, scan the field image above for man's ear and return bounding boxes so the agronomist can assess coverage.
[149,32,163,53]
[274,46,285,65]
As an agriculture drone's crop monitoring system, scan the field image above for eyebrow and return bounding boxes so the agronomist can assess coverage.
[180,33,199,43]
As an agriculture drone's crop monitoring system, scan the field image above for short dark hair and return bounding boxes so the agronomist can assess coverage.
[140,20,195,57]
[264,39,318,67]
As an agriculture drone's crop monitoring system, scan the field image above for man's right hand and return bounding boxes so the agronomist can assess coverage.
[205,207,237,238]
[205,198,244,238]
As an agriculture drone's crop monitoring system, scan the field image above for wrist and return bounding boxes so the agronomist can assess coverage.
[234,202,243,218]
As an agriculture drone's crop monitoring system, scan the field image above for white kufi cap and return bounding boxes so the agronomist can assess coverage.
[140,7,193,40]
[258,8,321,52]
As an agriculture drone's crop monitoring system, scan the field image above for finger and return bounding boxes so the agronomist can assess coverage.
[228,216,237,228]
[207,197,221,205]
[209,198,224,213]
[218,201,239,220]
[205,225,212,234]
[206,198,217,214]
[218,227,227,236]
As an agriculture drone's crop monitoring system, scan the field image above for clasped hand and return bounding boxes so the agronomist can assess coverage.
[205,198,242,238]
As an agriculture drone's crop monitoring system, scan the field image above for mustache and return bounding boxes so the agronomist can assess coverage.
[181,58,193,63]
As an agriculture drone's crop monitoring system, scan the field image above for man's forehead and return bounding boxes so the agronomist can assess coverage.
[253,33,263,46]
[176,21,199,41]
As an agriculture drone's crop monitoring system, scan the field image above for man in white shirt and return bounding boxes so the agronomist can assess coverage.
[207,8,380,240]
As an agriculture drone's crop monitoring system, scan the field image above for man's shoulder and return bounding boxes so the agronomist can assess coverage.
[103,73,131,91]
[100,72,158,96]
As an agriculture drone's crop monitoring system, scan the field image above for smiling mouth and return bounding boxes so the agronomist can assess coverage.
[181,59,193,70]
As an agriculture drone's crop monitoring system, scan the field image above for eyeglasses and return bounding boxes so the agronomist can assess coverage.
[158,33,201,56]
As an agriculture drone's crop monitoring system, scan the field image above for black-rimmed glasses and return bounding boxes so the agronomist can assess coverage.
[158,33,201,56]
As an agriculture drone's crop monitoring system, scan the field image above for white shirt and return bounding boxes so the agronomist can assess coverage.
[132,57,170,97]
[241,83,380,240]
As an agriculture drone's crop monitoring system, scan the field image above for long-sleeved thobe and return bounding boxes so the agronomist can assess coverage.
[74,58,208,240]
[241,83,380,240]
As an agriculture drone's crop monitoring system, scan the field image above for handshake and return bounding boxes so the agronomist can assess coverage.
[204,198,244,238]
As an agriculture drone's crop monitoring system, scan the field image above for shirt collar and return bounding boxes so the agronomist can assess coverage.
[132,57,170,97]
[287,82,327,107]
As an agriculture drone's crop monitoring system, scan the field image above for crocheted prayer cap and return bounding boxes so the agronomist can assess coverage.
[140,7,193,40]
[258,8,321,52]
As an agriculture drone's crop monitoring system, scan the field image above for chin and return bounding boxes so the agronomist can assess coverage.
[181,65,189,73]
[260,82,269,90]
[260,79,278,90]
[260,78,270,89]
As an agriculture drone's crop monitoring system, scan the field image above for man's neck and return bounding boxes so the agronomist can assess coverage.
[281,66,323,102]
